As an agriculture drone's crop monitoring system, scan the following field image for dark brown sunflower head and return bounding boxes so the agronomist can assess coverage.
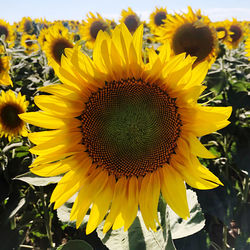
[81,78,182,178]
[154,11,167,26]
[124,15,140,33]
[229,25,242,43]
[51,38,73,65]
[0,103,23,129]
[90,21,108,40]
[0,25,9,40]
[172,22,214,63]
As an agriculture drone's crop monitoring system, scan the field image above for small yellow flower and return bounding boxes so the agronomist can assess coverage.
[21,34,39,54]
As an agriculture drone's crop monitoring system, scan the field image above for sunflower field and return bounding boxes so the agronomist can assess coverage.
[0,6,249,250]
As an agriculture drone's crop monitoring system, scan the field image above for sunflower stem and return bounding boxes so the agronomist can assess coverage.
[40,187,53,248]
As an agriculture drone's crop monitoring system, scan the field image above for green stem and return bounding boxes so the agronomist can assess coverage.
[40,187,53,248]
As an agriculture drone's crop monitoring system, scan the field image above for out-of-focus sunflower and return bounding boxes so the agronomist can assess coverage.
[21,34,39,54]
[43,24,74,70]
[0,90,28,141]
[20,24,231,234]
[0,46,12,86]
[148,7,167,33]
[156,6,218,67]
[80,12,109,49]
[213,21,229,42]
[245,36,250,60]
[120,7,140,34]
[225,18,244,49]
[38,27,49,49]
[18,17,35,34]
[0,19,15,47]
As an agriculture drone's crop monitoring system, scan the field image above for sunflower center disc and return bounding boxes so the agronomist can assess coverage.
[81,78,182,178]
[90,21,108,39]
[52,38,73,65]
[124,15,139,33]
[0,25,9,39]
[173,23,214,63]
[230,25,242,43]
[0,104,23,129]
[154,11,166,26]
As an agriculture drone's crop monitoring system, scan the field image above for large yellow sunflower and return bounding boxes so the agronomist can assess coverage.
[156,6,218,67]
[80,12,109,49]
[120,7,140,34]
[245,36,250,60]
[224,18,244,49]
[0,90,28,141]
[0,46,12,86]
[148,7,167,33]
[0,19,15,47]
[20,34,39,54]
[20,24,231,234]
[43,23,74,70]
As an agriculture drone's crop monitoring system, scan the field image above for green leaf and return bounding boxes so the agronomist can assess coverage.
[97,211,176,250]
[14,172,62,186]
[57,240,93,250]
[169,189,205,239]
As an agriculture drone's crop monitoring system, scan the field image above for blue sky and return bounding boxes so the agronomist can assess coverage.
[2,0,250,23]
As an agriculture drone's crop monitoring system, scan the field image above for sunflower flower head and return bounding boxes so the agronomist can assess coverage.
[43,23,74,70]
[0,45,13,86]
[18,17,35,34]
[148,7,167,33]
[21,34,39,54]
[80,12,109,49]
[0,90,29,141]
[156,6,218,67]
[120,7,140,34]
[225,18,244,49]
[20,24,232,234]
[0,19,15,47]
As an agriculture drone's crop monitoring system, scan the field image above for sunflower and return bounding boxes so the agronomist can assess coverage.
[37,27,49,49]
[0,19,15,47]
[0,46,12,86]
[18,17,35,34]
[43,23,74,70]
[120,7,140,34]
[245,36,250,60]
[148,7,167,33]
[224,18,244,49]
[21,34,39,54]
[213,21,229,42]
[80,12,109,49]
[20,24,232,234]
[156,6,218,67]
[0,90,28,141]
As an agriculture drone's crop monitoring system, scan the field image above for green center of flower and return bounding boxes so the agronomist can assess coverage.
[229,25,242,43]
[90,21,108,40]
[0,104,23,129]
[124,15,139,34]
[154,11,166,26]
[173,22,214,63]
[51,38,73,65]
[81,78,182,178]
[0,25,9,40]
